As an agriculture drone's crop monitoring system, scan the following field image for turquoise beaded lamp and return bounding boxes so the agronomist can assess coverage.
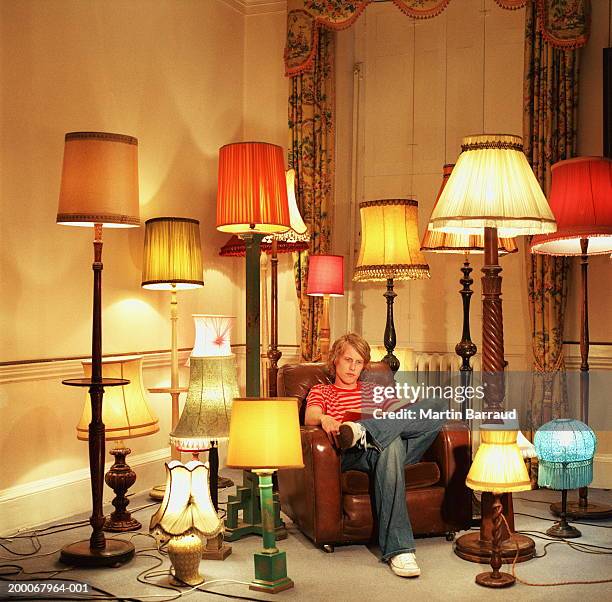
[534,419,597,538]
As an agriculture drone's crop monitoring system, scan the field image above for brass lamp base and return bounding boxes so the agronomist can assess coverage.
[202,532,232,560]
[149,484,166,501]
[454,532,535,564]
[546,521,581,538]
[60,539,135,567]
[250,550,294,594]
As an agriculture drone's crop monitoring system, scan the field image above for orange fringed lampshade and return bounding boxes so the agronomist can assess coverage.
[421,165,518,255]
[531,157,612,255]
[216,142,290,234]
[57,132,140,228]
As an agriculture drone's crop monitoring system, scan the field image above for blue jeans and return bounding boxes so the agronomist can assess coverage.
[340,397,446,561]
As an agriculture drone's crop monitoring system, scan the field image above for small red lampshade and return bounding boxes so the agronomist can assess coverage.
[531,156,612,256]
[216,142,290,235]
[307,255,344,297]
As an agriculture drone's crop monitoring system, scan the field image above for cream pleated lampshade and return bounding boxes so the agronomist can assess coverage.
[77,355,159,441]
[428,134,556,237]
[466,428,531,493]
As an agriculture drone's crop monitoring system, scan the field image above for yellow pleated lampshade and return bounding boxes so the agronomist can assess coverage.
[226,398,304,470]
[141,217,204,290]
[353,199,430,282]
[57,132,140,228]
[428,134,556,237]
[77,355,159,441]
[149,460,222,539]
[466,428,531,493]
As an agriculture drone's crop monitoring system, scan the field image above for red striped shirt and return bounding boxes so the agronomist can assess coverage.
[306,381,394,422]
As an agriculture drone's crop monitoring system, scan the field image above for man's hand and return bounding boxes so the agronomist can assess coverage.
[320,414,342,447]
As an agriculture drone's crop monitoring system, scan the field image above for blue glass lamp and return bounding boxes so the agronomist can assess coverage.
[534,419,597,538]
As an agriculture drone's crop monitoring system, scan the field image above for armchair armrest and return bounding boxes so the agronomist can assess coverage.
[277,426,344,545]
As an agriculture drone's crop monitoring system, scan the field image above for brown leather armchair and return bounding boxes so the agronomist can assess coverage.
[277,361,472,552]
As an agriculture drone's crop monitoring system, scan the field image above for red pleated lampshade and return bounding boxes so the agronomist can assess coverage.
[216,142,290,235]
[307,255,344,297]
[531,156,612,256]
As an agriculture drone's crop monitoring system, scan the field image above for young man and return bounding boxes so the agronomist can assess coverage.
[305,333,446,578]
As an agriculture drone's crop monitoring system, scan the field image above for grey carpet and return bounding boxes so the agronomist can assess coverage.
[1,472,610,602]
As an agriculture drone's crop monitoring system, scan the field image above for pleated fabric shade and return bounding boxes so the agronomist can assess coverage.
[535,419,597,490]
[77,355,159,441]
[428,134,556,237]
[421,164,518,254]
[353,199,430,282]
[57,132,140,228]
[530,156,612,256]
[466,428,531,493]
[227,398,304,470]
[149,460,222,538]
[307,255,344,297]
[216,142,290,234]
[141,217,204,290]
[170,356,239,450]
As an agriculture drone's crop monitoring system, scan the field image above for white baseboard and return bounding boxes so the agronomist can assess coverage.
[0,448,170,536]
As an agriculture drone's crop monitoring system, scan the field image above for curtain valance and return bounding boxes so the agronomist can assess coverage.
[285,0,591,76]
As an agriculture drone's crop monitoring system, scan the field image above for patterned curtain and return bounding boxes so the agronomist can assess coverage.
[288,29,335,361]
[523,0,580,465]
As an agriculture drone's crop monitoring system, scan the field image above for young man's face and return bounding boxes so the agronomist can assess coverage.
[333,343,366,388]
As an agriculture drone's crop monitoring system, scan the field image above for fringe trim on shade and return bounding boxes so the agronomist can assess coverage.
[537,459,593,490]
[170,436,229,451]
[353,264,431,282]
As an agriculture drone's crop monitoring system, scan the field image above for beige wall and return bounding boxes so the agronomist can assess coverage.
[0,0,246,532]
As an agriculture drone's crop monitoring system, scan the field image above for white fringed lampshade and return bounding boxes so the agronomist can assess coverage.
[77,355,159,441]
[353,199,430,282]
[428,134,556,237]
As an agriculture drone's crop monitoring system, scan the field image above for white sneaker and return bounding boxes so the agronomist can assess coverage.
[337,422,367,450]
[517,430,537,459]
[389,552,421,577]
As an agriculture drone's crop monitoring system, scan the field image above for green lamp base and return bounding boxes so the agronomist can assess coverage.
[250,550,294,593]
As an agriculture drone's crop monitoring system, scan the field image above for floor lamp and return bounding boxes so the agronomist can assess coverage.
[306,255,344,362]
[77,355,159,532]
[429,133,557,564]
[57,131,140,567]
[142,217,204,500]
[353,199,430,372]
[216,141,290,541]
[531,156,612,519]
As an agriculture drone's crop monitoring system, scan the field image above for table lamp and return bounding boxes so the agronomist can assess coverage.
[142,216,204,500]
[535,418,597,538]
[306,254,344,361]
[429,134,556,564]
[78,355,159,532]
[216,142,290,543]
[466,427,532,588]
[150,460,222,587]
[531,156,612,519]
[226,398,303,593]
[57,131,140,567]
[353,199,430,372]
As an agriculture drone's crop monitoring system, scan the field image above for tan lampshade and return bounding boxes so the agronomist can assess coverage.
[149,460,222,538]
[216,142,290,235]
[421,165,518,254]
[466,428,531,493]
[263,169,310,244]
[428,134,556,237]
[353,199,430,282]
[226,398,304,469]
[57,132,140,228]
[77,355,159,441]
[170,356,239,450]
[190,315,235,357]
[141,217,204,290]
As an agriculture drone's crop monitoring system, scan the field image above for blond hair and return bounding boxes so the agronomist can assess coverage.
[327,333,371,377]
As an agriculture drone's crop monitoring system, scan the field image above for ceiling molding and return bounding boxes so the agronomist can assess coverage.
[219,0,287,16]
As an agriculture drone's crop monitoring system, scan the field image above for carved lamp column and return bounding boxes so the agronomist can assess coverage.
[306,254,345,362]
[353,199,430,372]
[429,134,557,564]
[531,156,612,519]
